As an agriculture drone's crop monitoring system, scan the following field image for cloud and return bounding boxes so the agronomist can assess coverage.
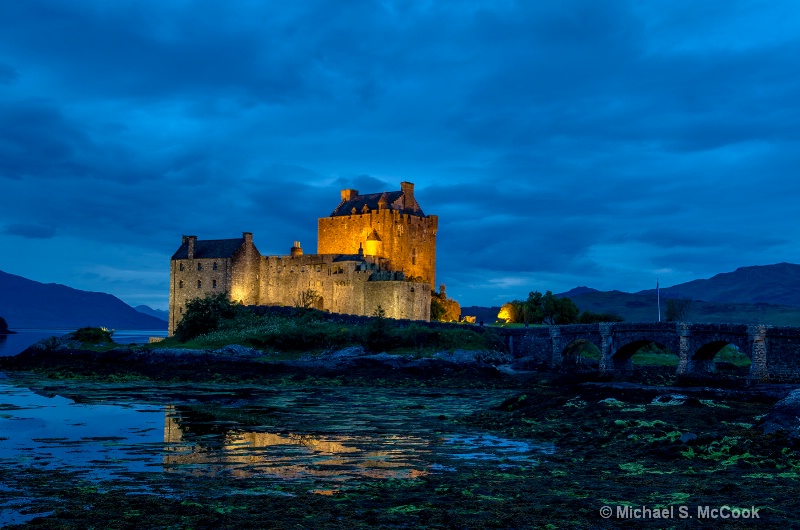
[0,62,16,84]
[2,223,56,239]
[1,0,799,309]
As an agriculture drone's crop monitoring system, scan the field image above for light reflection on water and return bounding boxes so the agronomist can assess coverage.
[0,379,554,523]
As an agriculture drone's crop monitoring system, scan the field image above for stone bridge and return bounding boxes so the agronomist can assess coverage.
[495,322,800,383]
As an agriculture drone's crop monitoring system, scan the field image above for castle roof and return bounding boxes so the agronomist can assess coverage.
[332,254,367,263]
[171,238,245,260]
[330,190,425,217]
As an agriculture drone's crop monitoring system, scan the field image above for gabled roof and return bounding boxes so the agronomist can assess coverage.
[171,238,245,260]
[330,190,425,217]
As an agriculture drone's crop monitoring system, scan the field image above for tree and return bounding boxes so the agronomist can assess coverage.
[497,302,521,323]
[542,290,579,325]
[293,289,321,309]
[666,298,693,322]
[430,286,460,322]
[0,315,7,332]
[498,291,580,325]
[174,292,239,342]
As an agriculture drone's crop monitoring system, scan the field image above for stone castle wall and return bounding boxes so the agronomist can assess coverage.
[169,250,430,334]
[257,253,430,321]
[169,256,234,334]
[318,209,438,290]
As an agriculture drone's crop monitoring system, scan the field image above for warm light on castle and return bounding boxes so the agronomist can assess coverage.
[168,182,436,335]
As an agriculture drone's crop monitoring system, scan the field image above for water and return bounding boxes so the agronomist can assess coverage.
[0,377,554,524]
[0,329,168,357]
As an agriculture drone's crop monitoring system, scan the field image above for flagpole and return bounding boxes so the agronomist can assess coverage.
[657,278,661,322]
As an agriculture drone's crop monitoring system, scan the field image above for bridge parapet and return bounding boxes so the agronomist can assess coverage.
[493,321,800,383]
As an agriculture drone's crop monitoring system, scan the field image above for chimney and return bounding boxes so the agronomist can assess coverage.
[243,232,253,246]
[186,235,197,260]
[400,181,415,208]
[341,189,359,201]
[291,240,303,257]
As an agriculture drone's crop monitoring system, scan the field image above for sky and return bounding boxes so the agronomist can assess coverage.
[1,0,799,310]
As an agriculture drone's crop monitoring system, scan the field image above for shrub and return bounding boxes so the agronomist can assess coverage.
[73,327,114,343]
[175,293,241,342]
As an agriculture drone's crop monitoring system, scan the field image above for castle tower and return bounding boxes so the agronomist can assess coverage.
[364,229,382,256]
[317,181,437,289]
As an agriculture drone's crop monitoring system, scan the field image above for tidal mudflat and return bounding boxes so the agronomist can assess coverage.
[0,375,553,528]
[2,346,800,527]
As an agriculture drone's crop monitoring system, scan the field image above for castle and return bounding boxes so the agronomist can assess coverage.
[168,181,437,335]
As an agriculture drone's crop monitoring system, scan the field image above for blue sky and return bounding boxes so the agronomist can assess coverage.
[1,0,799,310]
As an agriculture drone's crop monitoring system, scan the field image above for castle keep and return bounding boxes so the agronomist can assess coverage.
[168,181,435,334]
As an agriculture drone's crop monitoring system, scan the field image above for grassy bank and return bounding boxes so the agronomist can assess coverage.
[155,306,505,356]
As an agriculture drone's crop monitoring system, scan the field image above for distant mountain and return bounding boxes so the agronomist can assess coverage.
[638,263,800,307]
[135,305,169,321]
[460,306,501,324]
[0,270,168,330]
[558,286,601,298]
[496,263,800,326]
[567,289,800,326]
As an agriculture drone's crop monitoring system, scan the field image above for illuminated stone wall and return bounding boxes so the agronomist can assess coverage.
[168,256,235,335]
[169,245,430,334]
[318,209,438,290]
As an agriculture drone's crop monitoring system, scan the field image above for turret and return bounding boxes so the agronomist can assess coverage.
[291,240,303,257]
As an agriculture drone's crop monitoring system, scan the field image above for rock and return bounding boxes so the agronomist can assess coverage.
[651,394,688,406]
[679,432,697,444]
[212,344,261,359]
[434,349,512,365]
[758,389,800,437]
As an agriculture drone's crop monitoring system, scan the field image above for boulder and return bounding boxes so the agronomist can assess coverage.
[758,389,800,437]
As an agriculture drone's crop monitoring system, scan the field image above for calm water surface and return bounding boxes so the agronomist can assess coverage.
[0,329,168,357]
[0,377,554,525]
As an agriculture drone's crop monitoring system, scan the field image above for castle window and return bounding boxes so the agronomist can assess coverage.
[213,262,218,271]
[197,280,202,288]
[317,266,321,273]
[179,263,184,272]
[179,280,184,289]
[179,307,183,313]
[212,279,217,289]
[197,262,203,271]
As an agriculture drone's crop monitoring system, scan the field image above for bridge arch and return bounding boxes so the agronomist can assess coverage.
[686,339,752,378]
[611,339,678,372]
[560,339,602,366]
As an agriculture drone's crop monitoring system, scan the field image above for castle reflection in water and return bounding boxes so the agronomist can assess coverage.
[162,406,431,487]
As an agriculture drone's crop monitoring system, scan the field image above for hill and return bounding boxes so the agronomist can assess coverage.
[567,290,800,326]
[135,305,169,321]
[0,270,168,330]
[639,263,800,306]
[460,305,501,324]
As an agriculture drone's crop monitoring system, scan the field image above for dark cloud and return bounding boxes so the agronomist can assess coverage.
[0,62,16,84]
[3,223,56,239]
[1,0,799,308]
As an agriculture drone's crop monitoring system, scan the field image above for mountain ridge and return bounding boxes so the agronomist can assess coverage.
[0,270,167,330]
